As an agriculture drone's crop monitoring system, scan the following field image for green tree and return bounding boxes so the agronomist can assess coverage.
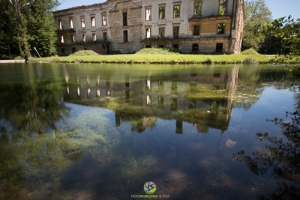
[260,16,300,55]
[0,0,58,59]
[242,0,272,51]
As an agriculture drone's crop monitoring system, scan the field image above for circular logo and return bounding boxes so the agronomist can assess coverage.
[144,181,156,194]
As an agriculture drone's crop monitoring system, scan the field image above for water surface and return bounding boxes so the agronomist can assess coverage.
[0,63,299,200]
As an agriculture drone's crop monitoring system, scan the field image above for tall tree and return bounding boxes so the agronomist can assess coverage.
[242,0,272,51]
[0,0,58,59]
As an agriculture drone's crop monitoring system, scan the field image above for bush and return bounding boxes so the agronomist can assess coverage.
[136,48,181,55]
[242,48,261,55]
[69,50,100,57]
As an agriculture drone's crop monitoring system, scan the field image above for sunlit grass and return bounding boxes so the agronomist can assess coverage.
[31,48,300,64]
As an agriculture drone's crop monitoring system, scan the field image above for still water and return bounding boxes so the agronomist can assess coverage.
[0,63,299,200]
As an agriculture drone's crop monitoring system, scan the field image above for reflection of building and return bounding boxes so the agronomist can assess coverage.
[64,66,239,134]
[53,0,244,55]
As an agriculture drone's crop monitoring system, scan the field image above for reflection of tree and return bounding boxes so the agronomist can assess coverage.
[233,111,300,199]
[0,80,69,133]
[233,66,263,110]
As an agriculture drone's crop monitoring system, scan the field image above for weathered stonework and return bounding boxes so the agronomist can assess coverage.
[54,0,244,55]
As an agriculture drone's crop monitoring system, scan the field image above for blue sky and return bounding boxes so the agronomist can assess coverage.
[56,0,300,20]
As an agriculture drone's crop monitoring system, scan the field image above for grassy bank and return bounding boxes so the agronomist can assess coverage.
[30,48,300,64]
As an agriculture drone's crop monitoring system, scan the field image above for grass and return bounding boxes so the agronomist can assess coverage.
[30,48,300,64]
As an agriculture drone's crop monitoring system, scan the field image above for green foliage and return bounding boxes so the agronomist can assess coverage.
[69,50,100,57]
[241,48,261,55]
[242,0,272,51]
[260,16,300,55]
[0,0,59,58]
[136,48,181,55]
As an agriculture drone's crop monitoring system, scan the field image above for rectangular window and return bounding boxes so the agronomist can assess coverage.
[159,6,165,19]
[58,19,62,30]
[159,27,165,38]
[123,30,128,43]
[69,18,73,29]
[192,44,199,52]
[146,45,151,48]
[123,12,127,26]
[71,34,75,43]
[216,43,223,52]
[92,33,97,41]
[60,35,64,43]
[158,45,164,48]
[103,32,107,40]
[173,5,180,18]
[72,47,76,53]
[194,2,202,15]
[102,14,107,26]
[146,28,151,38]
[61,48,65,54]
[173,44,178,49]
[193,25,200,35]
[145,8,151,21]
[91,17,96,27]
[81,17,85,28]
[173,26,179,39]
[219,0,227,16]
[217,23,225,34]
[82,33,86,42]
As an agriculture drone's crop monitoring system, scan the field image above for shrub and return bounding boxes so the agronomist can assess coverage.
[136,48,181,55]
[242,48,261,55]
[69,50,100,57]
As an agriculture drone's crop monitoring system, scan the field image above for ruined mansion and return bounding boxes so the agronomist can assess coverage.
[54,0,244,55]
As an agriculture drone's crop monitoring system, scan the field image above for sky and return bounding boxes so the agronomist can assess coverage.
[55,0,300,20]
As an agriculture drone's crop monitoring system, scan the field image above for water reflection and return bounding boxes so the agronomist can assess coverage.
[64,66,239,134]
[0,63,299,199]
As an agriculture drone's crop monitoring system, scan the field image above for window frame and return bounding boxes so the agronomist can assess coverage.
[123,30,128,43]
[194,2,202,16]
[81,16,86,28]
[102,14,107,26]
[173,5,180,18]
[173,26,179,39]
[217,23,225,34]
[145,7,152,21]
[158,6,165,20]
[146,27,151,38]
[193,24,200,35]
[91,16,96,27]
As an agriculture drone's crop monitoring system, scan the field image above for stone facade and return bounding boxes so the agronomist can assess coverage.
[54,0,244,55]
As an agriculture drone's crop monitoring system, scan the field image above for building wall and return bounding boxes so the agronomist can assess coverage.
[53,0,244,55]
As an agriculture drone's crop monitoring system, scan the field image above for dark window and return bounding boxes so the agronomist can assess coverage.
[123,30,128,43]
[103,32,107,40]
[192,44,199,52]
[61,48,65,54]
[72,47,76,53]
[159,27,165,38]
[146,45,151,48]
[158,45,164,48]
[123,12,127,26]
[173,26,179,39]
[193,25,200,35]
[216,43,223,52]
[173,44,178,49]
[217,23,225,34]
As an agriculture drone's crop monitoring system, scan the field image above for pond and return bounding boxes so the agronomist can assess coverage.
[0,63,299,200]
